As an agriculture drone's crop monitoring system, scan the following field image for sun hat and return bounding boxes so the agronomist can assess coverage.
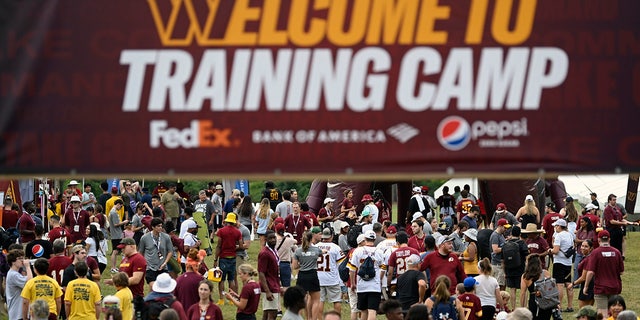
[224,213,237,224]
[68,180,79,185]
[152,273,177,293]
[462,229,478,241]
[521,223,545,234]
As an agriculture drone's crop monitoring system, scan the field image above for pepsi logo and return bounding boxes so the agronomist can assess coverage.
[32,244,45,257]
[437,116,470,151]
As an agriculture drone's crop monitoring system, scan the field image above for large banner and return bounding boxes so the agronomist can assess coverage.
[1,1,639,176]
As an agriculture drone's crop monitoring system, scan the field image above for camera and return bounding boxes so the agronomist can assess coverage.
[552,308,563,320]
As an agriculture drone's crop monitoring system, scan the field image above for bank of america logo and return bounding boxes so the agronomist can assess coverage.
[387,123,419,143]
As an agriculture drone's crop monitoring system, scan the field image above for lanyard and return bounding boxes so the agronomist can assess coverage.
[293,215,300,229]
[268,246,280,264]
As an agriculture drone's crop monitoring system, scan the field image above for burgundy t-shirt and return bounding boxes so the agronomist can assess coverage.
[48,226,72,246]
[526,236,549,269]
[175,272,203,311]
[284,214,310,243]
[301,211,319,226]
[586,245,623,295]
[2,209,19,229]
[420,251,466,294]
[238,280,261,315]
[217,226,242,257]
[258,247,280,293]
[119,252,147,297]
[47,255,73,285]
[18,213,36,243]
[63,209,91,243]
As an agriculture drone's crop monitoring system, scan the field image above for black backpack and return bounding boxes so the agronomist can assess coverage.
[502,239,521,267]
[140,296,175,320]
[346,223,362,249]
[338,256,350,282]
[357,255,376,281]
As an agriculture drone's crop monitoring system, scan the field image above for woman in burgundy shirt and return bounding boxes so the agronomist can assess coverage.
[340,189,357,225]
[226,264,261,320]
[186,280,223,320]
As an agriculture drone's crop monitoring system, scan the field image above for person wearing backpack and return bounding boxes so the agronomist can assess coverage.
[548,219,575,312]
[490,219,511,290]
[425,275,465,320]
[348,230,385,320]
[142,272,187,320]
[503,226,529,311]
[519,253,554,320]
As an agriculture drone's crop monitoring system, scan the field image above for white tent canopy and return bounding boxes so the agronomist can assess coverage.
[558,174,639,214]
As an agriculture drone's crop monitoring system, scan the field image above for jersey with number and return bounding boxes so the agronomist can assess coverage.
[376,239,397,287]
[387,246,420,284]
[47,255,72,286]
[348,245,386,293]
[315,241,346,286]
[458,293,482,320]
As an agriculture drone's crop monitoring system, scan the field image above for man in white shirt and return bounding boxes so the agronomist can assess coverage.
[316,228,346,316]
[348,230,385,320]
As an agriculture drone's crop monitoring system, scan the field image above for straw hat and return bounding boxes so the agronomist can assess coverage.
[520,223,545,234]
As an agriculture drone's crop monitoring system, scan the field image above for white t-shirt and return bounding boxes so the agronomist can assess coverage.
[375,239,397,287]
[552,230,574,266]
[181,233,198,263]
[86,238,108,265]
[315,241,346,286]
[474,274,500,307]
[348,245,385,293]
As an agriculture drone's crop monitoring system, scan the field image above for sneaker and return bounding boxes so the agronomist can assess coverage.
[110,268,118,273]
[216,299,225,306]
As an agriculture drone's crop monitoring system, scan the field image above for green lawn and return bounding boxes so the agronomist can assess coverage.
[3,232,639,319]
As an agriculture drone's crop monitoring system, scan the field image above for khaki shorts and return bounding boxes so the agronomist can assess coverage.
[595,294,613,311]
[492,264,506,286]
[261,292,280,311]
[348,289,360,313]
[320,284,342,303]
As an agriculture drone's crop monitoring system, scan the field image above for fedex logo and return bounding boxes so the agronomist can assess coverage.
[150,120,237,149]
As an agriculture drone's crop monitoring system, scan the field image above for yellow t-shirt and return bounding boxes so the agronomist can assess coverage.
[21,275,63,315]
[105,196,125,221]
[114,287,134,320]
[64,277,101,319]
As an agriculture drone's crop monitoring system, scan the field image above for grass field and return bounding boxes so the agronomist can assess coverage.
[3,232,639,320]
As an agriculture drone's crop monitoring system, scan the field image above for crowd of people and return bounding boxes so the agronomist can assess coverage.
[0,180,638,320]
